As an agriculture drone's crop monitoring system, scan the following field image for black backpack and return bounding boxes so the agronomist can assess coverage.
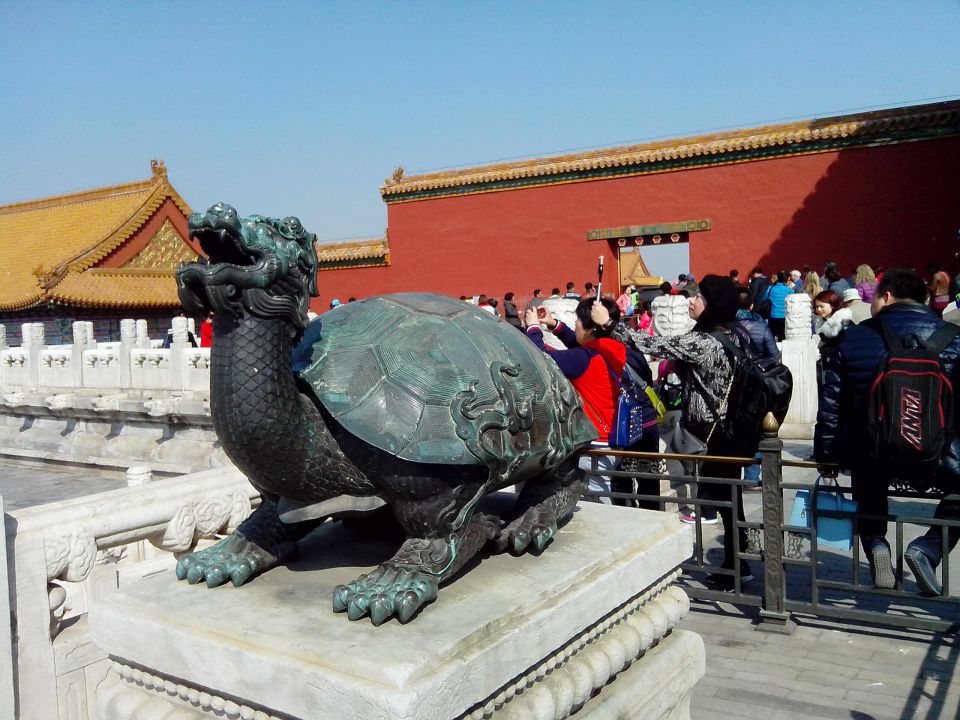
[694,332,793,453]
[864,319,960,475]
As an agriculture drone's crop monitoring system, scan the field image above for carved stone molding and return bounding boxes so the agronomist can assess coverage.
[44,525,97,582]
[460,574,688,720]
[651,295,695,337]
[100,661,283,720]
[152,492,252,552]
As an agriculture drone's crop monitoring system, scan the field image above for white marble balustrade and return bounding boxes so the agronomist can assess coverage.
[0,319,210,394]
[6,466,258,720]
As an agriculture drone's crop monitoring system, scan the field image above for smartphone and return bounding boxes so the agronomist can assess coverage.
[537,307,547,318]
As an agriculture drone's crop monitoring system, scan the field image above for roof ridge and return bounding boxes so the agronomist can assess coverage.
[381,99,960,197]
[0,177,157,215]
[319,236,387,248]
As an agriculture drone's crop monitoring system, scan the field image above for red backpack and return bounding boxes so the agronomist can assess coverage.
[864,320,960,476]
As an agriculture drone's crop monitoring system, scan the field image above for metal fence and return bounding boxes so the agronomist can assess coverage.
[581,427,960,634]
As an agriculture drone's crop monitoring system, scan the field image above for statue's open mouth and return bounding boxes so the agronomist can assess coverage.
[191,226,258,268]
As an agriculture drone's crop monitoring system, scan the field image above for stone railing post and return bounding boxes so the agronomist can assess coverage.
[22,322,46,388]
[756,413,795,634]
[651,294,695,337]
[135,319,150,349]
[779,294,820,439]
[119,319,136,388]
[69,321,94,387]
[784,292,812,340]
[169,316,189,390]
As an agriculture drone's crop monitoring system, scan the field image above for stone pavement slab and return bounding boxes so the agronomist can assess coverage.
[0,460,126,510]
[681,600,960,720]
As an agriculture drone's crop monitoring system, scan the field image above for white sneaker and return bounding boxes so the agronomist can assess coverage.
[680,512,718,525]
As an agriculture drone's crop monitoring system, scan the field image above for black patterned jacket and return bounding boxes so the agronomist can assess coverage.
[613,326,744,442]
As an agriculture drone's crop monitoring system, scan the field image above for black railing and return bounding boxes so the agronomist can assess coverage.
[581,429,960,634]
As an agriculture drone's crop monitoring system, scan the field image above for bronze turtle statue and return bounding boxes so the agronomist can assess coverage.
[175,203,596,624]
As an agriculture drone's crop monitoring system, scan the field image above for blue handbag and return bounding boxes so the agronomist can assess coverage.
[789,476,858,551]
[600,360,647,450]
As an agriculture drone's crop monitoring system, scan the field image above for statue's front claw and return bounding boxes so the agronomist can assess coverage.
[332,564,439,625]
[496,507,558,555]
[175,533,290,588]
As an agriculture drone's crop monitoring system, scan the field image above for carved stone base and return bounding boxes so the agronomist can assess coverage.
[90,503,702,720]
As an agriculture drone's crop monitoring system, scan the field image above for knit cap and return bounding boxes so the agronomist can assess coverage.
[697,274,739,321]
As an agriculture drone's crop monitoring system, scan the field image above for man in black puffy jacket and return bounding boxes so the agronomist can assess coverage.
[815,269,960,595]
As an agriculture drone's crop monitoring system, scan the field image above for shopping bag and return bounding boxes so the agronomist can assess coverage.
[664,413,708,456]
[788,476,857,551]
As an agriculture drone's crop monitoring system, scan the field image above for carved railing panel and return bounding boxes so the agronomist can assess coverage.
[6,466,258,720]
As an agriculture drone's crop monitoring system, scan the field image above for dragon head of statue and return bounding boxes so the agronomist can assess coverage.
[177,203,319,330]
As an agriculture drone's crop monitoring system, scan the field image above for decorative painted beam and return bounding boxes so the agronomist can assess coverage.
[587,219,711,241]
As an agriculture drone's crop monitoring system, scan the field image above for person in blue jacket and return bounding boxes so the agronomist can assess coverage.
[763,271,795,341]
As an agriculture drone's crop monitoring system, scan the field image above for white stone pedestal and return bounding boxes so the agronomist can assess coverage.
[779,337,820,439]
[89,504,702,720]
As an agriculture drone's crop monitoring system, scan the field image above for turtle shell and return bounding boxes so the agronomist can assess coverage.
[297,293,596,473]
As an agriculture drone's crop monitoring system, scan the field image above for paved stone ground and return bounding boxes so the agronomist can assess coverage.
[0,460,126,511]
[669,440,960,720]
[682,601,960,720]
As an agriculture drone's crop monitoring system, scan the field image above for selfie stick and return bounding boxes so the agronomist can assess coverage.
[596,255,604,300]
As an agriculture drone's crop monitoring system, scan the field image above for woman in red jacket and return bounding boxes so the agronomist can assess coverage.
[523,297,658,506]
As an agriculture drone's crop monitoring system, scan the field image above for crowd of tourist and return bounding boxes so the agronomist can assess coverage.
[511,261,960,595]
[322,260,959,595]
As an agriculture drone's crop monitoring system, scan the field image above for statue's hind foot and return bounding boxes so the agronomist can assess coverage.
[175,498,320,588]
[333,513,499,624]
[497,462,586,555]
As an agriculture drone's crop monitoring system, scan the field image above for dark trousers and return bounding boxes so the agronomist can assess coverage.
[851,462,889,544]
[698,435,748,569]
[611,429,660,510]
[768,317,785,341]
[852,462,960,559]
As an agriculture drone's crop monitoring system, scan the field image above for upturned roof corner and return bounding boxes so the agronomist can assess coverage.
[0,161,195,312]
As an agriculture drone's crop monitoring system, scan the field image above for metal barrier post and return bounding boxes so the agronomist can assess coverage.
[756,413,796,634]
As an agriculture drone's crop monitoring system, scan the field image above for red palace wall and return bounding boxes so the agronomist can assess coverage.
[312,137,960,310]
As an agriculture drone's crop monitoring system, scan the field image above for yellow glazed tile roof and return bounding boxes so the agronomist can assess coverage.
[316,236,390,263]
[0,160,191,311]
[48,269,182,309]
[380,100,960,199]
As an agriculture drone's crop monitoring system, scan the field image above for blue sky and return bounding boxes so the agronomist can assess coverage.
[1,1,958,243]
